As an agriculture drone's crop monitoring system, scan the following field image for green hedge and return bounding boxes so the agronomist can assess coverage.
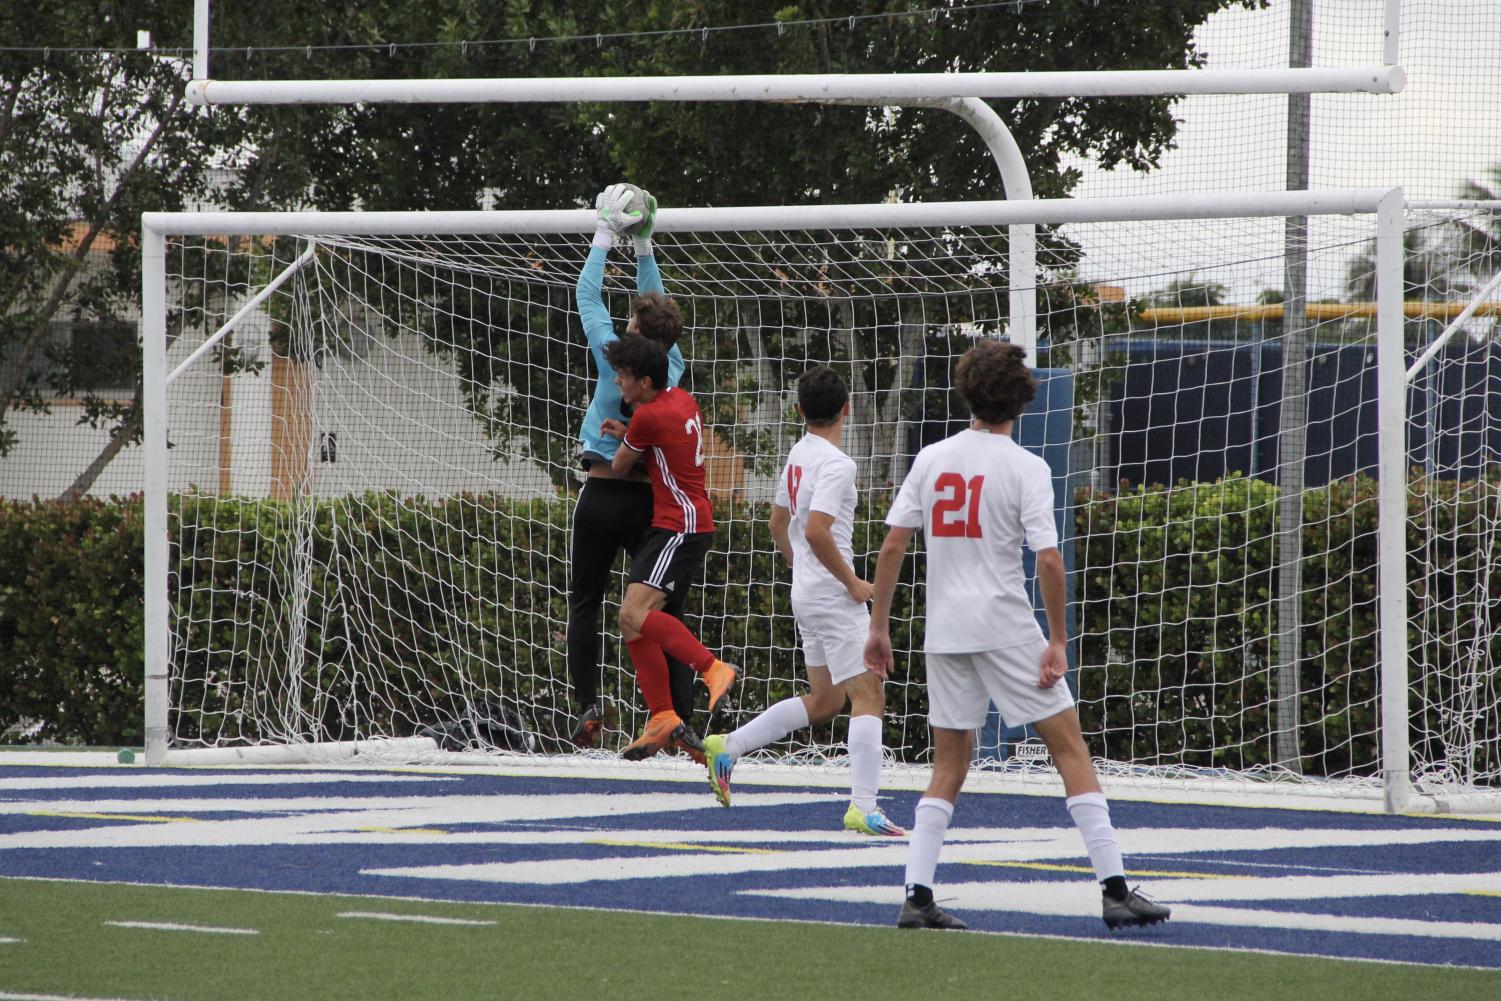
[1077,473,1501,780]
[0,497,145,745]
[0,492,924,753]
[3,477,1497,781]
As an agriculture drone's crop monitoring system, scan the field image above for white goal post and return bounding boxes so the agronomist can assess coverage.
[139,188,1501,814]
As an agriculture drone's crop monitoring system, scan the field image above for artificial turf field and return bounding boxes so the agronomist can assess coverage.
[1,760,1498,1000]
[2,877,1499,1001]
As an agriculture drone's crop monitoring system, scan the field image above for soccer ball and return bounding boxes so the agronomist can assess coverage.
[609,183,654,237]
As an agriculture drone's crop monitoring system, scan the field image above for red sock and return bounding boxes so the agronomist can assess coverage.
[639,610,716,672]
[625,637,674,715]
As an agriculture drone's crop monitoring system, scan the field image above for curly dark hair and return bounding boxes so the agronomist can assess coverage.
[796,366,848,427]
[604,334,669,392]
[954,339,1036,424]
[629,291,684,347]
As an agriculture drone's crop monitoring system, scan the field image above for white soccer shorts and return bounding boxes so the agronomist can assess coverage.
[925,641,1074,731]
[792,594,872,685]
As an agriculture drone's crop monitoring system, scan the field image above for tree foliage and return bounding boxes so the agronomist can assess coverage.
[3,0,1265,491]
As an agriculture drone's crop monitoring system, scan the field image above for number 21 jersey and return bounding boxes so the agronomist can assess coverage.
[885,428,1057,653]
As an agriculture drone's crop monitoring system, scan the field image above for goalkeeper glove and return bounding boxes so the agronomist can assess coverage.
[632,191,658,257]
[592,185,621,249]
[595,182,650,242]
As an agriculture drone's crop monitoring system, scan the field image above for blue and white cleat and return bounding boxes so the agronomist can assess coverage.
[704,733,734,807]
[843,803,906,836]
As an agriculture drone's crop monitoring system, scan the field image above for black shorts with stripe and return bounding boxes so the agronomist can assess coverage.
[629,528,715,598]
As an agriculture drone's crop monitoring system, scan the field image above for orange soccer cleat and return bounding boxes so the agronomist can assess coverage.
[700,660,739,717]
[621,711,688,761]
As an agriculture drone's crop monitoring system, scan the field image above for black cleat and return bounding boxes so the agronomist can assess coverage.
[672,724,706,765]
[569,702,605,748]
[1102,887,1171,930]
[897,899,968,930]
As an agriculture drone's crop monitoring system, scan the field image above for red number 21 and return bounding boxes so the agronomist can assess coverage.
[930,472,985,538]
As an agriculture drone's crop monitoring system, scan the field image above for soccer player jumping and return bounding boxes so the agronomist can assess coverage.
[702,367,903,838]
[600,334,738,761]
[865,339,1171,932]
[566,183,699,748]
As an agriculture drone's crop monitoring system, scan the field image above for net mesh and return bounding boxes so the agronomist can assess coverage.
[155,206,1500,804]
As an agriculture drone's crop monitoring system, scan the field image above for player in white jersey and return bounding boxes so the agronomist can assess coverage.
[865,339,1171,932]
[702,367,903,836]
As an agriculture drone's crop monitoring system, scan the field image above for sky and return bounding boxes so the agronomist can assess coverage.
[1059,0,1501,303]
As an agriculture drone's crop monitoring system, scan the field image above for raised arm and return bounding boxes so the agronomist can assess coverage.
[575,242,615,351]
[636,249,663,296]
[629,201,686,388]
[632,189,663,294]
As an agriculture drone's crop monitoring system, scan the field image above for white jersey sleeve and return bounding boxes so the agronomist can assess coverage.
[1019,458,1059,552]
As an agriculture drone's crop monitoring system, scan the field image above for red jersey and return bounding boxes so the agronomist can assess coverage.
[622,387,716,534]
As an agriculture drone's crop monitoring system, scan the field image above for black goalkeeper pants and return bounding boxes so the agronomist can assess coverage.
[566,477,697,720]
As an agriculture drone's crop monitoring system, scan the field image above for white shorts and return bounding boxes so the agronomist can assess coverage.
[925,641,1074,731]
[792,594,872,686]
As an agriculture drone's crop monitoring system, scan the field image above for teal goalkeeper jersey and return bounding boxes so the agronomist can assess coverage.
[574,245,684,466]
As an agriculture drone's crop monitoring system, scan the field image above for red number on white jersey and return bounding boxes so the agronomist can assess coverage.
[786,464,803,514]
[930,472,985,539]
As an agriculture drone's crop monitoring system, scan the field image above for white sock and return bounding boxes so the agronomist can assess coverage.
[1066,792,1125,882]
[903,796,955,891]
[847,713,883,813]
[725,696,809,759]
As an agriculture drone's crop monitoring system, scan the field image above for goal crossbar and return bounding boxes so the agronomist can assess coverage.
[184,67,1406,107]
[142,188,1395,237]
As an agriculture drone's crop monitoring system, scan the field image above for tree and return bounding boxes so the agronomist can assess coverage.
[0,3,267,494]
[1148,274,1231,309]
[1450,164,1501,287]
[1343,228,1456,306]
[5,0,1265,493]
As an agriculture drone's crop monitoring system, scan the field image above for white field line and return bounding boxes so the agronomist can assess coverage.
[103,920,258,935]
[0,936,21,943]
[0,772,448,791]
[0,995,146,1001]
[337,910,496,926]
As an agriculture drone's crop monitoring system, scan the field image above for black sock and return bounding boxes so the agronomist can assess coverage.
[906,883,934,907]
[1102,876,1129,902]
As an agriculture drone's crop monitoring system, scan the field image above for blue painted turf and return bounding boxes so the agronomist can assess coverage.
[1,765,1497,969]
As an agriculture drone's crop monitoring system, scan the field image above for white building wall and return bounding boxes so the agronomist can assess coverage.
[1,318,556,502]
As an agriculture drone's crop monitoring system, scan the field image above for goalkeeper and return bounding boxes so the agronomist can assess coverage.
[566,183,698,748]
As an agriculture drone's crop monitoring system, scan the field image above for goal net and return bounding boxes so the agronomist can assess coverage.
[143,194,1500,811]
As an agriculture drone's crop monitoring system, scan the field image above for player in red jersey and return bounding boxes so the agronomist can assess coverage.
[600,334,738,761]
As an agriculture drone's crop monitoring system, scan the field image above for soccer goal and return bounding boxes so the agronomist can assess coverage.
[140,189,1501,813]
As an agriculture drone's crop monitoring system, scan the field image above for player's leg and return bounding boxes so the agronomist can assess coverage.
[617,572,701,760]
[718,613,841,759]
[658,586,700,725]
[817,598,902,834]
[898,653,983,931]
[620,484,699,723]
[840,670,903,835]
[987,638,1169,931]
[702,625,836,807]
[1031,706,1171,928]
[898,725,971,930]
[564,480,623,745]
[623,530,737,715]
